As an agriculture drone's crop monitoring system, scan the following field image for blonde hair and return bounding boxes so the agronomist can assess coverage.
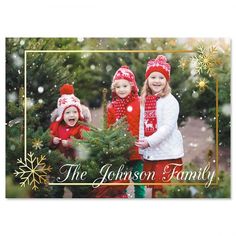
[141,79,171,105]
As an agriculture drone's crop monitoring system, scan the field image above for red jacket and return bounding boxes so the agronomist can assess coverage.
[49,121,90,159]
[107,97,142,161]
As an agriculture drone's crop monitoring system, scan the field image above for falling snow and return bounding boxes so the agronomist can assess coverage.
[146,38,152,44]
[10,145,16,151]
[189,186,198,197]
[38,86,44,93]
[206,136,214,143]
[106,65,112,72]
[90,64,96,70]
[138,53,144,59]
[156,46,163,51]
[11,53,23,67]
[222,103,231,116]
[27,98,34,109]
[8,92,17,102]
[192,91,199,98]
[19,40,25,46]
[189,142,198,148]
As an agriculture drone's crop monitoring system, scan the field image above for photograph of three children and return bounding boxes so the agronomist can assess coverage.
[6,38,231,198]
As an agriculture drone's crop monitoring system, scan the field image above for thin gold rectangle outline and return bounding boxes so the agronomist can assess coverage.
[24,49,219,187]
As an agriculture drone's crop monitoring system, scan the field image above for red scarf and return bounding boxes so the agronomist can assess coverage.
[144,95,159,137]
[112,94,136,119]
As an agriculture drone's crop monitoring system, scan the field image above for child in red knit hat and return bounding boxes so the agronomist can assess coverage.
[49,84,90,160]
[107,65,145,198]
[136,55,184,198]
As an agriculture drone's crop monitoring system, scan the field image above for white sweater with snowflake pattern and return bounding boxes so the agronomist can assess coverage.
[139,93,184,161]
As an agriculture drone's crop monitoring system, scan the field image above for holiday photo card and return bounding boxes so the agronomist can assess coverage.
[6,38,231,198]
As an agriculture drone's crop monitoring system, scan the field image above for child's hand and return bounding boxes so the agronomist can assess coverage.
[61,139,69,147]
[135,139,150,149]
[53,137,61,145]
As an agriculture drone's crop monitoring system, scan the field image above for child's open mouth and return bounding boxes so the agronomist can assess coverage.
[68,118,76,125]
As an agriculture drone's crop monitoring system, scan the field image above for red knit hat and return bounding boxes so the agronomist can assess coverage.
[112,65,139,94]
[145,55,171,80]
[56,84,83,122]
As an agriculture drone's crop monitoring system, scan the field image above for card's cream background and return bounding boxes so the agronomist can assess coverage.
[1,0,235,236]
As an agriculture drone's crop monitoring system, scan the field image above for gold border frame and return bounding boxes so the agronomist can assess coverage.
[24,49,219,187]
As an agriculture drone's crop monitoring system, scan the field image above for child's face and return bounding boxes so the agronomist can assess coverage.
[114,79,132,98]
[63,106,79,127]
[147,72,167,95]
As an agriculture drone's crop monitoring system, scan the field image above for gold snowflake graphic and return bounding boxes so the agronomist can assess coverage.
[193,46,219,77]
[195,78,208,91]
[32,138,43,150]
[178,57,189,71]
[14,152,52,190]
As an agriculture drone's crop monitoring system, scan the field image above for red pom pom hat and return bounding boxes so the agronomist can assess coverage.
[56,84,83,122]
[112,65,139,95]
[145,55,171,80]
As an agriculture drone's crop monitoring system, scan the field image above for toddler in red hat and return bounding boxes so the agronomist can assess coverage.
[49,84,90,160]
[107,65,145,198]
[136,55,184,198]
